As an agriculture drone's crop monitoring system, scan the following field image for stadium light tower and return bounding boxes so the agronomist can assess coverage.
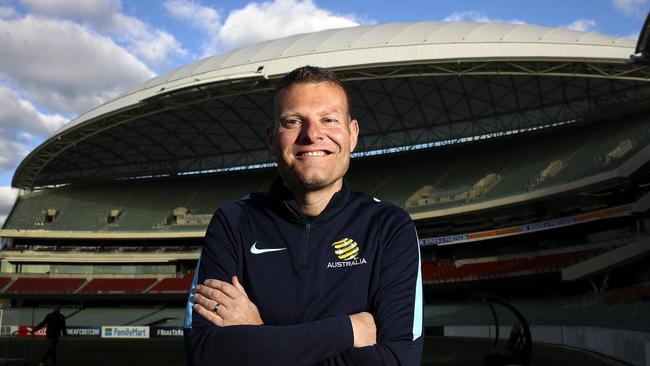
[630,11,650,64]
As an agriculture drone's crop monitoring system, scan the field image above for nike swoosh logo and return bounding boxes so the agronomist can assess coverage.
[250,241,287,255]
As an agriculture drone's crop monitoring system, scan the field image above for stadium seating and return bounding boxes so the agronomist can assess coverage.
[605,286,650,304]
[0,275,196,295]
[0,277,12,291]
[1,307,78,328]
[422,247,609,283]
[66,307,160,326]
[5,278,86,294]
[537,117,650,187]
[78,278,158,294]
[3,114,649,231]
[148,273,194,293]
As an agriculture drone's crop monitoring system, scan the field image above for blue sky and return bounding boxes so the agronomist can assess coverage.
[0,0,649,224]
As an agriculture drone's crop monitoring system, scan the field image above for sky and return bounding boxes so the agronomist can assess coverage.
[0,0,649,225]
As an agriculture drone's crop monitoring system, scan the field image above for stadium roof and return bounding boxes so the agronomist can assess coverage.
[13,21,650,189]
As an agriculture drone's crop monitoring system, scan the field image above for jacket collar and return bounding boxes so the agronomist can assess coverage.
[269,176,350,225]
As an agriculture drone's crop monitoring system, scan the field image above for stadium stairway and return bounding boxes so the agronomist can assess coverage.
[562,236,650,281]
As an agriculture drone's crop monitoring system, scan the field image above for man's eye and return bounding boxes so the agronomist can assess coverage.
[282,119,301,127]
[323,118,337,124]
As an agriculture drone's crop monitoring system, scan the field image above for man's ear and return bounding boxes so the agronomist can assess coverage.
[349,119,359,153]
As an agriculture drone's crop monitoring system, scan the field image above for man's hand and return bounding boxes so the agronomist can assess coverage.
[193,276,263,327]
[349,312,376,348]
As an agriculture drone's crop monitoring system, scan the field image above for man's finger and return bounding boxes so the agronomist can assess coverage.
[193,303,224,327]
[231,276,248,298]
[195,285,233,307]
[192,292,211,310]
[203,279,242,299]
[193,293,226,314]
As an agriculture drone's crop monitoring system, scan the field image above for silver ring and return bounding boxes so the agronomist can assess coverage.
[212,303,221,314]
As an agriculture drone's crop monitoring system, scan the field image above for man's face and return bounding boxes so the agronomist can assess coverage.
[268,82,359,193]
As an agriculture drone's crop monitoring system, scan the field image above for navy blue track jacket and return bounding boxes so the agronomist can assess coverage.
[184,178,423,365]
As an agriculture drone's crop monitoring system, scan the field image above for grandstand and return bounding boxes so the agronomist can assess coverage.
[3,112,648,233]
[1,20,649,365]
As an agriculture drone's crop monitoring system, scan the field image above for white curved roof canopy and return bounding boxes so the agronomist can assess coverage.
[13,21,650,189]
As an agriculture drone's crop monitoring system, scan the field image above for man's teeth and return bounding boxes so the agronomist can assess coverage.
[302,151,326,156]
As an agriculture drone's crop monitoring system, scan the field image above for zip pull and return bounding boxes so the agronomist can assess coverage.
[306,223,311,230]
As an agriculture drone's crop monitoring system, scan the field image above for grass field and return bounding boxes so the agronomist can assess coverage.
[0,336,618,365]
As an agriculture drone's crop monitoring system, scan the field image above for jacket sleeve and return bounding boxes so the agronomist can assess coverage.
[32,317,47,333]
[324,207,424,365]
[184,204,354,366]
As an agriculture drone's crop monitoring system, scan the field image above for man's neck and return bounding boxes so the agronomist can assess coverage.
[290,179,343,217]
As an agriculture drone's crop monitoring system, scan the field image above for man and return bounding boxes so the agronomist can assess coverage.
[185,66,423,365]
[31,306,67,366]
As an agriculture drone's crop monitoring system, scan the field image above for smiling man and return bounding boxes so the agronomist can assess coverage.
[184,66,423,365]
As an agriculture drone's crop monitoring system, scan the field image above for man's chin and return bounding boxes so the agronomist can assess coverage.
[284,174,340,192]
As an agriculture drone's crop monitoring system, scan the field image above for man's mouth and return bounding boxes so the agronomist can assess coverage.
[296,150,330,157]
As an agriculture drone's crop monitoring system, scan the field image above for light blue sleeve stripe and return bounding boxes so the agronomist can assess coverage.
[412,230,423,340]
[183,259,201,329]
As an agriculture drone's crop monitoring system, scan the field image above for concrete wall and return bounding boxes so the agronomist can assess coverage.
[444,325,650,366]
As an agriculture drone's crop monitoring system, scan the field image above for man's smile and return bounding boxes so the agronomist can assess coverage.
[295,150,332,157]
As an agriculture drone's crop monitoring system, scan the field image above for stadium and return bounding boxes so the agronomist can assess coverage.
[1,19,650,365]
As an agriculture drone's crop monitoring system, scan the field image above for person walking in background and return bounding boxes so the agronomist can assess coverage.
[31,306,67,366]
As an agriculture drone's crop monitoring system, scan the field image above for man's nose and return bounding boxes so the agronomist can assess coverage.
[298,120,322,143]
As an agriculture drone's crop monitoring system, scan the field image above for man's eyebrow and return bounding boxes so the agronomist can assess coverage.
[278,109,346,120]
[278,111,298,119]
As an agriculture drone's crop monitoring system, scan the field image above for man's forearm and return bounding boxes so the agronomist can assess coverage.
[323,336,424,365]
[185,315,353,366]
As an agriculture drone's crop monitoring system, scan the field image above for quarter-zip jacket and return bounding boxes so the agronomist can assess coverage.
[184,178,423,365]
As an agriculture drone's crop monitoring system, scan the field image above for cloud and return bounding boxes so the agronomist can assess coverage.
[164,0,221,56]
[219,0,360,51]
[442,11,526,25]
[0,15,154,115]
[0,84,67,188]
[108,13,187,67]
[0,84,67,136]
[164,0,220,33]
[166,0,362,57]
[19,0,120,25]
[0,186,19,227]
[0,5,17,19]
[611,0,649,17]
[20,0,186,68]
[566,19,597,32]
[0,137,30,173]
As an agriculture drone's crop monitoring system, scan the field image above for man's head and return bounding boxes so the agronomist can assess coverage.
[268,66,359,194]
[271,66,351,119]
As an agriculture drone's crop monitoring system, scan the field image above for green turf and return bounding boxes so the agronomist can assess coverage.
[0,336,619,366]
